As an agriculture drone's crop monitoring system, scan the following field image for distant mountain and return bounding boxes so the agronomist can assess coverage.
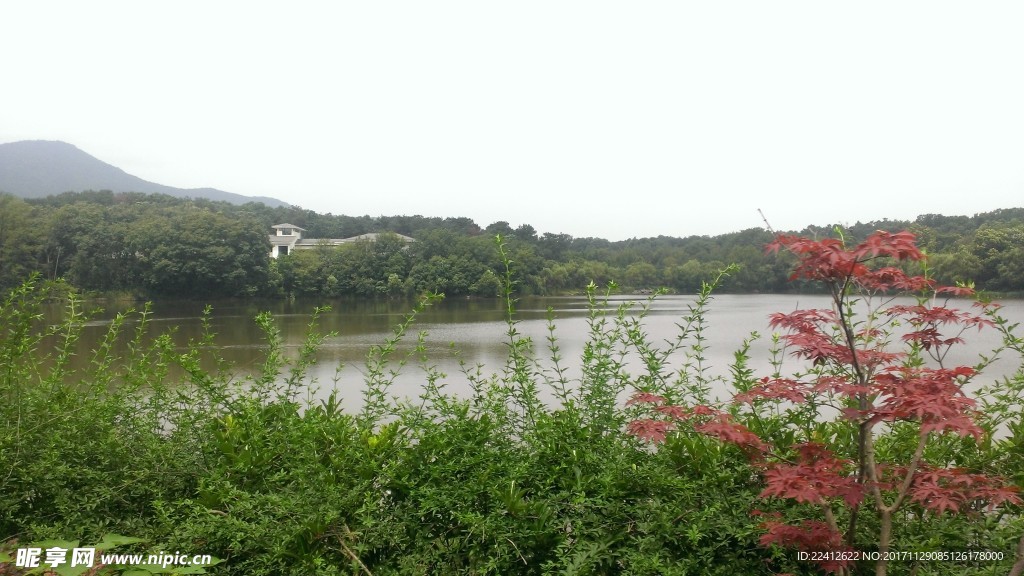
[0,140,287,207]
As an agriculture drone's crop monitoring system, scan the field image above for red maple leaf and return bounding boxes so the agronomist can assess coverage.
[695,415,768,454]
[860,266,933,292]
[886,304,994,330]
[626,392,667,406]
[937,285,976,296]
[910,467,1022,514]
[760,443,863,507]
[851,230,925,262]
[760,519,854,574]
[625,418,675,443]
[653,404,692,420]
[872,367,982,439]
[735,377,809,404]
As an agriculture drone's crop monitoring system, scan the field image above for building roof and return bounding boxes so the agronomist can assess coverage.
[271,223,306,230]
[269,235,297,246]
[295,239,347,247]
[344,232,416,243]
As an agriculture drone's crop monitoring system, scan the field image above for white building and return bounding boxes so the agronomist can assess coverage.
[269,224,414,258]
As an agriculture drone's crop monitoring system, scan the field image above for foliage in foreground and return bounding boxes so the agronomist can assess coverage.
[629,231,1024,575]
[1,232,1023,575]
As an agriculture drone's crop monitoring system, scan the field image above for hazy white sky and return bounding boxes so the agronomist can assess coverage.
[2,2,1022,240]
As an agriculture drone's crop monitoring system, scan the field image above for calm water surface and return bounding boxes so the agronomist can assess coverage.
[56,294,1024,410]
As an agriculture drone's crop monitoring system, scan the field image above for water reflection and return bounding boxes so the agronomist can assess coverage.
[46,294,1024,411]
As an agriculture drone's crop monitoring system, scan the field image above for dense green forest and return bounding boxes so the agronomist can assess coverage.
[1,190,1022,298]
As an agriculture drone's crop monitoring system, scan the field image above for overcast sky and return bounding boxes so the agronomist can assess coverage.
[2,2,1022,241]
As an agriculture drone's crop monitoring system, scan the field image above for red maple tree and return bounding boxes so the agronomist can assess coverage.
[628,230,1022,575]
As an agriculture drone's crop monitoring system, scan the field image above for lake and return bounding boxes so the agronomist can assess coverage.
[50,294,1024,410]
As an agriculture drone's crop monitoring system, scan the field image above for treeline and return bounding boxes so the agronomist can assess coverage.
[1,189,1023,298]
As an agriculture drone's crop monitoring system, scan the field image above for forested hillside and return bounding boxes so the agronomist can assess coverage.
[1,190,1022,298]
